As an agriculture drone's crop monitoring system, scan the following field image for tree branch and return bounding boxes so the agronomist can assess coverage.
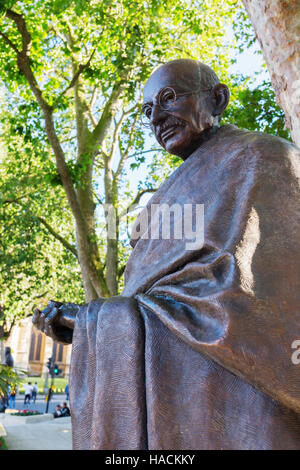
[3,195,79,258]
[49,25,68,46]
[37,216,78,258]
[34,291,49,300]
[115,106,141,181]
[0,30,19,53]
[119,188,157,219]
[127,148,163,159]
[56,48,96,102]
[2,194,29,205]
[93,191,104,206]
[5,9,51,114]
[6,9,31,54]
[90,86,97,108]
[129,188,157,208]
[90,83,124,157]
[88,107,97,128]
[87,87,98,127]
[109,104,137,164]
[117,264,126,280]
[4,13,85,233]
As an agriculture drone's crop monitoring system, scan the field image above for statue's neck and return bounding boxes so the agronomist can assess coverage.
[180,125,220,160]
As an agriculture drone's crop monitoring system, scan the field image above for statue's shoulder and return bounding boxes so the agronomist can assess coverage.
[227,126,300,174]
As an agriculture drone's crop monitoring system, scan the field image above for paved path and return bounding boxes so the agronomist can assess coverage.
[0,414,72,450]
[1,395,72,450]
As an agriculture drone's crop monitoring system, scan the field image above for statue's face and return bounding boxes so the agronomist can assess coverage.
[143,62,215,159]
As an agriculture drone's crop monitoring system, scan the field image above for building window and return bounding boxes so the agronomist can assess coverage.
[29,329,44,362]
[52,341,64,363]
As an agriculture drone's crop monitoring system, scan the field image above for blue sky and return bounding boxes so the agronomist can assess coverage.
[230,41,270,86]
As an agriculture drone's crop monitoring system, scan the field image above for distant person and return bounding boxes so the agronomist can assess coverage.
[61,402,71,417]
[32,382,38,403]
[4,347,14,367]
[53,404,62,418]
[8,385,17,409]
[65,383,69,401]
[24,382,33,405]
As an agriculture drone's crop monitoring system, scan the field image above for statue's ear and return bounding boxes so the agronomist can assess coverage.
[211,83,230,116]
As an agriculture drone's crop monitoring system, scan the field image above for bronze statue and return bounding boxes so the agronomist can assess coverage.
[33,59,300,450]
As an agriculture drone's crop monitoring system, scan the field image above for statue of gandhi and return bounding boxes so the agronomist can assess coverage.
[32,59,300,450]
[32,59,230,341]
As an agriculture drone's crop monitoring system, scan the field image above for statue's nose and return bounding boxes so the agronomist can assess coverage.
[150,102,167,126]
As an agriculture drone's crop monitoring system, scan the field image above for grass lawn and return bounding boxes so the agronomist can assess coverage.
[19,376,68,394]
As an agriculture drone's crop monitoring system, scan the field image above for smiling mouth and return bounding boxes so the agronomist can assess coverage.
[161,126,178,141]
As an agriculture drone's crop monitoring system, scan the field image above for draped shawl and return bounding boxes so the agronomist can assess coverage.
[70,125,300,450]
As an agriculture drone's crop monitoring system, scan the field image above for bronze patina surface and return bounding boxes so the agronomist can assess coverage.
[33,59,300,450]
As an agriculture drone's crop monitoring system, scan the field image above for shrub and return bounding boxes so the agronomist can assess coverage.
[0,437,8,450]
[13,409,42,416]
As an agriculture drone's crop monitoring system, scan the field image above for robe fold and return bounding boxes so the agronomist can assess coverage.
[70,125,300,450]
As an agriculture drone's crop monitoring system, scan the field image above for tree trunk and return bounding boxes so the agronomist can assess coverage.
[75,227,98,302]
[106,237,119,296]
[104,154,119,296]
[242,0,300,147]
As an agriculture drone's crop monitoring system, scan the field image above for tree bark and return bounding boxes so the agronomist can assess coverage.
[72,63,103,301]
[103,151,119,296]
[242,0,300,147]
[75,227,98,301]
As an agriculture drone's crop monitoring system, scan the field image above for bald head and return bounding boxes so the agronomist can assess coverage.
[142,59,230,159]
[144,59,220,100]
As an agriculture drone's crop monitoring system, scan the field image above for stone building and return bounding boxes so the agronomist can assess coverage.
[1,317,71,378]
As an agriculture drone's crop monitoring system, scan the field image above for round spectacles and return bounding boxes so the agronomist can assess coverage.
[141,86,212,128]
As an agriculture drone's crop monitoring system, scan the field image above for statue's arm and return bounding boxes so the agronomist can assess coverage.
[32,298,105,344]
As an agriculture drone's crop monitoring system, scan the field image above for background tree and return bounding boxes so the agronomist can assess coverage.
[0,112,83,331]
[0,0,239,318]
[241,0,300,147]
[223,78,291,140]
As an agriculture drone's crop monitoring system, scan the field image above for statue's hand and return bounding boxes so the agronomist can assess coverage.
[32,300,80,344]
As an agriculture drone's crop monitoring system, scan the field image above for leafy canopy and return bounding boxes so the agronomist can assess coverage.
[0,0,288,326]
